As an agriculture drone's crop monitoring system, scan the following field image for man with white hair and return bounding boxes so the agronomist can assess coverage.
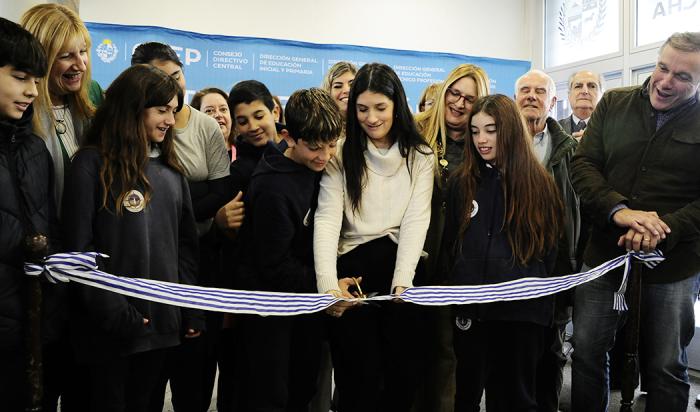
[559,70,604,141]
[515,70,580,412]
[571,32,700,411]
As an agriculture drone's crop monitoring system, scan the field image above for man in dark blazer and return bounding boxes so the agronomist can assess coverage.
[559,70,604,141]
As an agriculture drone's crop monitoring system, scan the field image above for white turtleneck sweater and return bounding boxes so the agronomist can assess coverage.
[314,138,434,294]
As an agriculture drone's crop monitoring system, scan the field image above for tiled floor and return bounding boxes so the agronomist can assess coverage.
[160,363,700,411]
[557,362,700,412]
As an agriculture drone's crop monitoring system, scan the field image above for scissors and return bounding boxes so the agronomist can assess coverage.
[351,277,380,306]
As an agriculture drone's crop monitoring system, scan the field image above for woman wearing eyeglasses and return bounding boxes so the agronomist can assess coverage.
[412,64,490,412]
[415,65,490,280]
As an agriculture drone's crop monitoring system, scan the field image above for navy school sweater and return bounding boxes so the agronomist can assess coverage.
[442,160,557,327]
[62,148,202,361]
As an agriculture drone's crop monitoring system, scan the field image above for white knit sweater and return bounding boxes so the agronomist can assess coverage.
[314,138,434,294]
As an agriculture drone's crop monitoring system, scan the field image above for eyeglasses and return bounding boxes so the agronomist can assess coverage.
[446,88,476,105]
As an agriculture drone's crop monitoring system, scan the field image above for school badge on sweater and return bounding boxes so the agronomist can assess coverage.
[123,190,145,213]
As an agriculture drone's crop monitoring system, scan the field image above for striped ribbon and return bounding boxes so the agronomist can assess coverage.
[25,250,664,316]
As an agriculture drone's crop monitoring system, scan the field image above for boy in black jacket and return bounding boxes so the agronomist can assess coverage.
[214,80,280,237]
[211,80,282,411]
[235,88,343,411]
[0,18,51,411]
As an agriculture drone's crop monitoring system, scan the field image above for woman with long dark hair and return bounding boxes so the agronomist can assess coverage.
[442,94,563,411]
[62,64,201,412]
[314,63,434,412]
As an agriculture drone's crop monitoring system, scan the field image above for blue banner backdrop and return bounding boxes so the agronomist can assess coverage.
[87,22,531,110]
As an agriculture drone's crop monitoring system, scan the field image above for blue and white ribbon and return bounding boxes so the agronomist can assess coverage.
[401,250,663,312]
[25,250,664,316]
[612,249,665,311]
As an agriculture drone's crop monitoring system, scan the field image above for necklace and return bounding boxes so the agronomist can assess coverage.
[437,138,449,180]
[54,104,68,136]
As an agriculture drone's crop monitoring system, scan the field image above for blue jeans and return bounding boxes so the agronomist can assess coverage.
[571,269,700,412]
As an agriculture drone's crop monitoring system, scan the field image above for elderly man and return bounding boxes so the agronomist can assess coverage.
[515,69,580,412]
[559,70,604,141]
[571,32,700,412]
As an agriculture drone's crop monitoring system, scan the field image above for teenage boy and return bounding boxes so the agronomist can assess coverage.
[234,88,343,412]
[214,80,280,235]
[0,18,52,411]
[212,80,282,412]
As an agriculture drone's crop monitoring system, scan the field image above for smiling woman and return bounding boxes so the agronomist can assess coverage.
[190,87,234,156]
[18,5,100,411]
[322,61,358,118]
[313,63,435,412]
[21,3,97,213]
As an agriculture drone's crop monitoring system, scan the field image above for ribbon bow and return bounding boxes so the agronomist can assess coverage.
[612,249,665,311]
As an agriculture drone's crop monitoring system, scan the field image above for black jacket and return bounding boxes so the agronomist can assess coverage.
[0,106,60,349]
[442,160,557,327]
[62,149,202,361]
[230,139,270,195]
[235,145,319,293]
[424,135,465,285]
[545,117,581,274]
[207,139,273,290]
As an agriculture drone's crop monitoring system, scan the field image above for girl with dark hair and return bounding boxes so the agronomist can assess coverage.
[131,42,231,235]
[412,64,490,412]
[61,64,201,412]
[131,42,231,412]
[442,94,563,411]
[314,63,434,412]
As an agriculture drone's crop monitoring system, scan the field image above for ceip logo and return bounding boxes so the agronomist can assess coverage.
[96,39,118,63]
[131,43,201,66]
[171,45,201,65]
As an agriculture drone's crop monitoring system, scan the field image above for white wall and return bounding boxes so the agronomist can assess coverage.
[78,0,533,62]
[1,0,47,22]
[531,0,663,120]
